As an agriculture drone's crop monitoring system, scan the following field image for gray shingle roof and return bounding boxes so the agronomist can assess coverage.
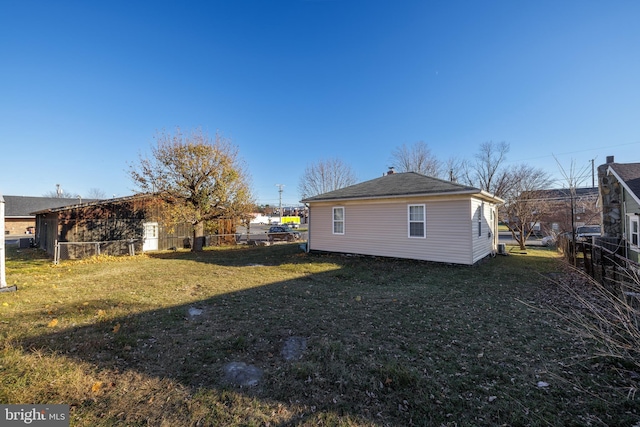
[608,163,640,199]
[301,172,498,202]
[30,194,147,215]
[535,187,599,200]
[2,196,99,217]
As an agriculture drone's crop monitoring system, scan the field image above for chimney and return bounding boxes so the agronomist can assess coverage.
[386,166,395,175]
[606,155,614,164]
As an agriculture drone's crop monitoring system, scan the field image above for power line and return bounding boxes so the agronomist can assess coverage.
[508,140,640,164]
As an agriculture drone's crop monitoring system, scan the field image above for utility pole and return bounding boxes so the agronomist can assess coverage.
[275,184,284,224]
[591,159,595,188]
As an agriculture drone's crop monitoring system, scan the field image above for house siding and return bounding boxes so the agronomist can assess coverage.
[623,187,640,263]
[471,198,496,264]
[308,197,478,265]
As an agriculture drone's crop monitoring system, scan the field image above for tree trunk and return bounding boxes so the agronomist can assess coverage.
[519,239,526,250]
[192,221,205,252]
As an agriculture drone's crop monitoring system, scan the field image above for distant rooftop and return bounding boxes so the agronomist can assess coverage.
[2,195,100,218]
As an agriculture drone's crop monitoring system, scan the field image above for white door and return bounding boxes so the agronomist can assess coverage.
[142,222,159,252]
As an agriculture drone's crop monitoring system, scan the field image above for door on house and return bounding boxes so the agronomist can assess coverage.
[142,222,159,252]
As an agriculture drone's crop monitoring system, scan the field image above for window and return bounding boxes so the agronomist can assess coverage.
[630,216,639,247]
[478,202,484,237]
[408,204,426,238]
[333,207,344,234]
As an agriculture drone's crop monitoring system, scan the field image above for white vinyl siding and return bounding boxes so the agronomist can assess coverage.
[408,204,426,238]
[308,198,479,265]
[333,207,345,235]
[471,198,495,263]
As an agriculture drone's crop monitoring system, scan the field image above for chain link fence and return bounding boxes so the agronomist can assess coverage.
[54,240,137,264]
[53,231,308,263]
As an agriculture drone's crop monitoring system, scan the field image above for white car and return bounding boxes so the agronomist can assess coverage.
[541,236,556,247]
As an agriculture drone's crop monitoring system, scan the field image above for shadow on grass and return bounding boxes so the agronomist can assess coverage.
[146,243,312,268]
[8,245,630,426]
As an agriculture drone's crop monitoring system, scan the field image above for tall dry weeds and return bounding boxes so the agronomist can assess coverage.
[553,262,640,372]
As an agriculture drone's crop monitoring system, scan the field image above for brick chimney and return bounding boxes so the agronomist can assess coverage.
[386,167,395,175]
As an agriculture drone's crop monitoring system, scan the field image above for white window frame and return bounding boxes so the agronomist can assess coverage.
[333,207,345,235]
[629,215,639,248]
[408,204,426,238]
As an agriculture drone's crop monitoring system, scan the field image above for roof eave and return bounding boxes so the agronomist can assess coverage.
[607,165,640,206]
[30,193,152,215]
[303,189,503,204]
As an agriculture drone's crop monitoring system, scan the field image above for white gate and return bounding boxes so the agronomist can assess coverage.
[142,222,159,252]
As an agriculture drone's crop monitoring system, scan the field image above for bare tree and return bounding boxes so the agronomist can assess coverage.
[499,164,553,250]
[298,158,357,199]
[461,141,511,198]
[443,156,468,182]
[86,188,107,199]
[129,128,254,252]
[390,141,440,177]
[43,184,79,199]
[554,157,594,265]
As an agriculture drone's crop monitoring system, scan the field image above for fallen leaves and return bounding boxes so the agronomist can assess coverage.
[47,318,58,328]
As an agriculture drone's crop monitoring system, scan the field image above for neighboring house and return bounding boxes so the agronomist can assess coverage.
[534,187,600,236]
[301,171,504,266]
[598,156,640,263]
[32,194,238,259]
[3,195,94,236]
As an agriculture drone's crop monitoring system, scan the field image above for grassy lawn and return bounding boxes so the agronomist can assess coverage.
[0,244,637,426]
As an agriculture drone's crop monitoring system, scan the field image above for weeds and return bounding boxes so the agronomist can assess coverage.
[550,262,640,375]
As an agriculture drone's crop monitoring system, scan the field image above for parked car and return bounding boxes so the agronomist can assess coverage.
[267,226,301,242]
[541,235,556,247]
[576,225,601,240]
[559,225,601,251]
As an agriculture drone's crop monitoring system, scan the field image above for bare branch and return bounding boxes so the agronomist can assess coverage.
[390,141,441,177]
[298,158,357,199]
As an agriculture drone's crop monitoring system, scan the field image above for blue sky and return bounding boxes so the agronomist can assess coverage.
[2,0,639,206]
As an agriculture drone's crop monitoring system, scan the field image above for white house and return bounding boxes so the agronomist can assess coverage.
[301,172,504,266]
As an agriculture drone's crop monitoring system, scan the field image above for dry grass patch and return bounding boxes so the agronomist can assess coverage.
[1,244,638,426]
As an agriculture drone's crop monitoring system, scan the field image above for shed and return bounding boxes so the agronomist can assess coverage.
[32,194,238,260]
[301,172,504,265]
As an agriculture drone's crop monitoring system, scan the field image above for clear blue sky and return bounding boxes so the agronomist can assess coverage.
[2,0,639,206]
